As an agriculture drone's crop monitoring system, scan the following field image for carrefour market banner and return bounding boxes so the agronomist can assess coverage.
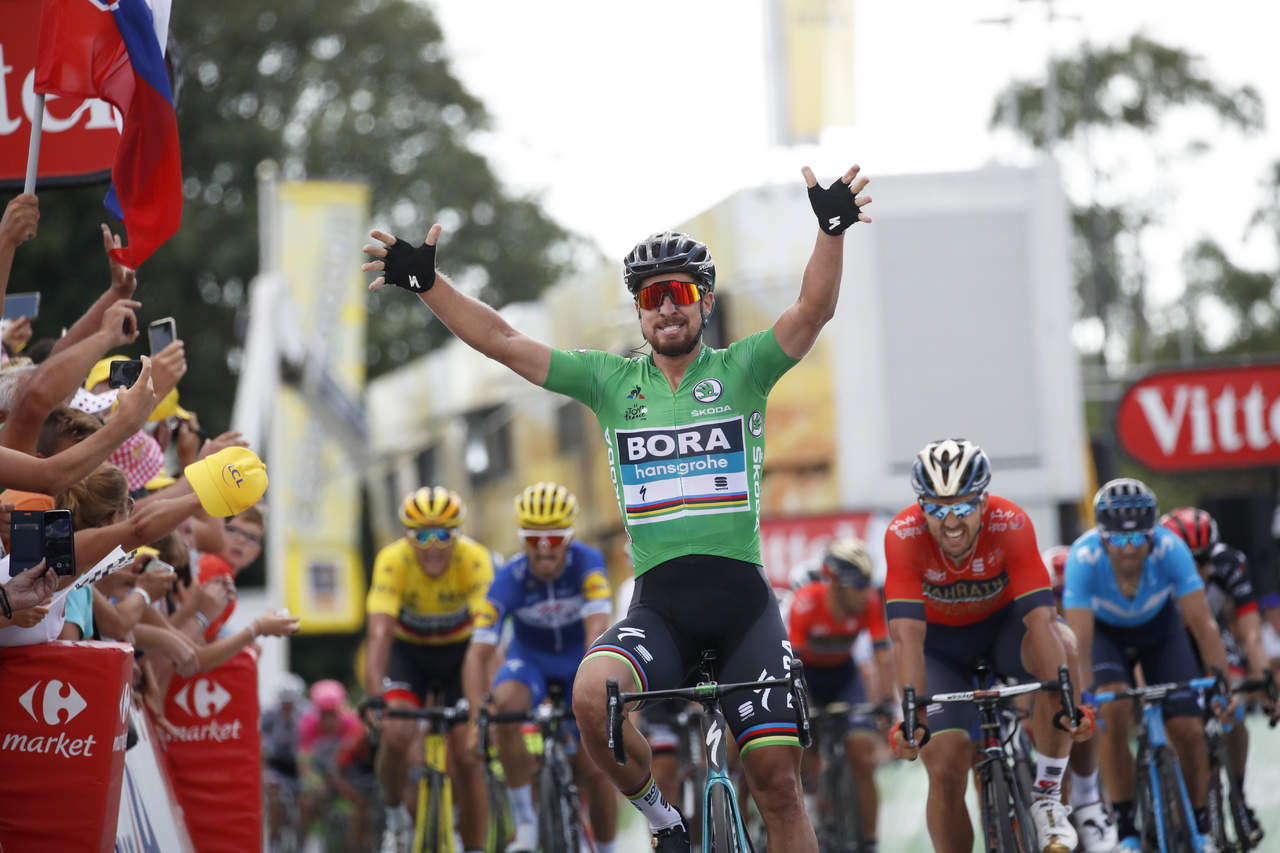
[0,0,118,187]
[1115,363,1280,472]
[273,180,369,631]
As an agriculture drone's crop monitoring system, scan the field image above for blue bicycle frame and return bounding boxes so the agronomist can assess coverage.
[1094,676,1216,853]
[699,702,752,850]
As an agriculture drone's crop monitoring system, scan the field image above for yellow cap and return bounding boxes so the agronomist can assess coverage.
[184,447,268,518]
[144,472,177,491]
[132,546,161,560]
[85,356,128,391]
[149,388,192,422]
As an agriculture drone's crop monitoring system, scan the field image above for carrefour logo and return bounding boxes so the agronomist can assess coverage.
[173,678,232,718]
[692,378,723,403]
[19,680,88,725]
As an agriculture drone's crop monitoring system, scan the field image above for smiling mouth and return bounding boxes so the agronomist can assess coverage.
[658,323,685,336]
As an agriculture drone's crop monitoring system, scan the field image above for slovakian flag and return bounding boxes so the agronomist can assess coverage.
[34,0,181,269]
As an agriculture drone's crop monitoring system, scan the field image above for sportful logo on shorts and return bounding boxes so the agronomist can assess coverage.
[615,416,749,524]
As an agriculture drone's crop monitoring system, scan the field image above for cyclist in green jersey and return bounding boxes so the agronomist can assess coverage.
[363,164,871,853]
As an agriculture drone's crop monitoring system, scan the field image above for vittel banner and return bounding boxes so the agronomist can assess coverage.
[0,640,133,853]
[1115,364,1280,472]
[0,0,119,188]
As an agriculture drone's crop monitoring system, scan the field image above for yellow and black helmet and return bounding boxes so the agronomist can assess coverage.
[399,486,464,529]
[514,482,579,529]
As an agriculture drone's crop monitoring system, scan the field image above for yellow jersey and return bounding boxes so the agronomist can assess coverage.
[366,536,496,645]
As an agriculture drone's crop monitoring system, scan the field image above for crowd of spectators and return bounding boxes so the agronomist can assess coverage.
[0,191,300,735]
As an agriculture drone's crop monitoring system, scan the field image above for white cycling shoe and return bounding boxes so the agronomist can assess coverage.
[379,806,413,853]
[508,820,539,853]
[1071,800,1119,853]
[1029,798,1078,853]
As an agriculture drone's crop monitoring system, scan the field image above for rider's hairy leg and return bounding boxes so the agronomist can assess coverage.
[571,655,653,792]
[742,744,818,853]
[572,748,620,842]
[1095,682,1135,801]
[492,680,536,788]
[845,731,880,838]
[447,722,489,850]
[375,706,419,808]
[920,731,976,853]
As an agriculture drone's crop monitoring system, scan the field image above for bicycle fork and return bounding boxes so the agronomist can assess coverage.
[700,707,751,851]
[1143,703,1206,853]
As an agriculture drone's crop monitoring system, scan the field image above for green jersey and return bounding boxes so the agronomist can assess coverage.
[543,328,799,576]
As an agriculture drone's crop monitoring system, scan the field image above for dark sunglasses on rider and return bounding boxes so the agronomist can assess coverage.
[919,497,983,520]
[1103,530,1152,549]
[635,280,702,311]
[412,527,456,547]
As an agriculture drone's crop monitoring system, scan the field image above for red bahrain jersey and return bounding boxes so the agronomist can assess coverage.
[883,495,1053,627]
[788,581,888,668]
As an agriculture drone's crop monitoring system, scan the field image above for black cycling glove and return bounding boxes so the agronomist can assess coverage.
[382,237,437,293]
[807,178,863,236]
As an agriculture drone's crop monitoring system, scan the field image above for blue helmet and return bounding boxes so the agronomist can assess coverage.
[1093,478,1157,534]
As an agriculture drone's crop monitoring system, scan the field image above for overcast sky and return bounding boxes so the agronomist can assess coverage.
[427,0,1277,320]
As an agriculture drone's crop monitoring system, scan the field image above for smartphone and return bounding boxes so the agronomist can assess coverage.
[42,509,76,577]
[8,510,44,576]
[2,292,40,320]
[108,358,144,388]
[148,317,176,354]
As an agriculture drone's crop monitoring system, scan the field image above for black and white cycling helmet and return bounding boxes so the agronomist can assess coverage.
[622,231,716,295]
[822,538,874,587]
[1093,478,1157,534]
[910,439,992,498]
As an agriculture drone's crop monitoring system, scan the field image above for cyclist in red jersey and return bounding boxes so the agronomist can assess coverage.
[885,439,1092,853]
[788,538,894,849]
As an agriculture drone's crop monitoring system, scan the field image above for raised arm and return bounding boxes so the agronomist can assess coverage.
[0,194,39,306]
[51,224,138,357]
[773,165,872,359]
[363,225,552,385]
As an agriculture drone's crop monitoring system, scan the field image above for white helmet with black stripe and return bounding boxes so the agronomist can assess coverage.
[911,439,992,498]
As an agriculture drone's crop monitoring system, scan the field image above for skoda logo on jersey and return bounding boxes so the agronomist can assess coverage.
[692,378,723,403]
[748,410,763,437]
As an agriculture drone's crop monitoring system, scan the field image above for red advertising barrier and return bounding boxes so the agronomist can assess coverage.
[0,640,132,853]
[760,510,874,587]
[0,0,119,188]
[1115,363,1280,472]
[163,647,261,853]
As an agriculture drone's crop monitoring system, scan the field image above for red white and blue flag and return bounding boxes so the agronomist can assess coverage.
[34,0,181,269]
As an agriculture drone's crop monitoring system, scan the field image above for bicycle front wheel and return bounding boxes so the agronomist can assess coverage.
[1154,746,1195,851]
[536,762,575,853]
[978,761,1020,853]
[706,782,748,853]
[486,769,511,853]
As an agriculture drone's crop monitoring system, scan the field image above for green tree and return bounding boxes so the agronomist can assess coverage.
[992,34,1264,366]
[10,0,576,430]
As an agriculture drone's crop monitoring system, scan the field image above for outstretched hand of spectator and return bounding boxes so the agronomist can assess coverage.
[112,355,158,429]
[5,560,57,610]
[3,316,32,354]
[1,194,39,248]
[99,299,141,349]
[101,224,136,297]
[10,605,49,628]
[252,611,301,638]
[150,340,187,397]
[198,430,247,461]
[194,574,233,617]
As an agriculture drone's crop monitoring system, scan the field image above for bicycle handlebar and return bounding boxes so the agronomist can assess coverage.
[902,666,1081,749]
[1090,676,1218,705]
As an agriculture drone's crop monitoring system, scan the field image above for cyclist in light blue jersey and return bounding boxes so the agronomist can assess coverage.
[1064,478,1239,851]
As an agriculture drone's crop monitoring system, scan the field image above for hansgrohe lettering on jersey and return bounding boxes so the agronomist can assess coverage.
[615,416,750,524]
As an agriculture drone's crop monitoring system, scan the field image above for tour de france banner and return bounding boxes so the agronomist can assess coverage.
[0,641,132,852]
[274,180,369,632]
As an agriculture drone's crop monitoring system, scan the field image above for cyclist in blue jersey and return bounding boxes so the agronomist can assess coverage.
[365,163,871,853]
[462,482,617,853]
[1063,478,1239,851]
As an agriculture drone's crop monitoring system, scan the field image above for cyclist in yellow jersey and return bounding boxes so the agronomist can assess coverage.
[365,486,497,853]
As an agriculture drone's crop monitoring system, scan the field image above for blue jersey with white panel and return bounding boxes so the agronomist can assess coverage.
[472,540,612,656]
[1062,526,1203,628]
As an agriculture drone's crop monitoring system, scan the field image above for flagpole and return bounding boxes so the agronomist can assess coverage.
[23,94,45,194]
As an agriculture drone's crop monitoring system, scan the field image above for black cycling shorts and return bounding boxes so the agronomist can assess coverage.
[384,637,468,707]
[583,554,799,756]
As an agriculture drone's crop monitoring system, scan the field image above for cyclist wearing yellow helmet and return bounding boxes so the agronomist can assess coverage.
[463,482,617,853]
[365,486,498,853]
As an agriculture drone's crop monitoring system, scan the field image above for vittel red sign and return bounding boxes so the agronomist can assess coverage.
[0,0,119,187]
[1115,364,1280,472]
